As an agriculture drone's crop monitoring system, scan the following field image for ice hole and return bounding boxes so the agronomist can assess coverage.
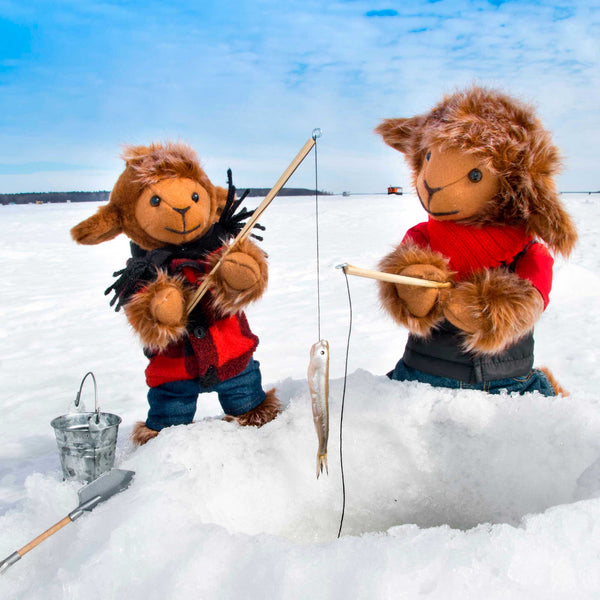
[119,373,600,544]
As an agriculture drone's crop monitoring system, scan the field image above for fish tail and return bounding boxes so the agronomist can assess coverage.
[316,452,328,479]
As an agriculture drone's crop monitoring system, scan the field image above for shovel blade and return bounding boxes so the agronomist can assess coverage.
[78,468,134,508]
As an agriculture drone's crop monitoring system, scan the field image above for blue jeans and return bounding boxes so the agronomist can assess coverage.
[388,359,557,396]
[146,358,267,431]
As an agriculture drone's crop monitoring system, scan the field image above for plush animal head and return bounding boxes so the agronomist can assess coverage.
[71,142,228,250]
[376,86,577,256]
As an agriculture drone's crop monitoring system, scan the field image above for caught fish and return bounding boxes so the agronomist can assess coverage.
[308,339,330,478]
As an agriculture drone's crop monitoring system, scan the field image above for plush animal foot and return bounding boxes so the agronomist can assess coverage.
[209,238,268,315]
[539,367,569,396]
[223,388,281,427]
[131,421,159,446]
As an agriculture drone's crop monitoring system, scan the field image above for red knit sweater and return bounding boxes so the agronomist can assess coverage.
[404,219,554,307]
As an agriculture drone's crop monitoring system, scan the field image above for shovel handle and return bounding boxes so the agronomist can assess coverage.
[0,515,72,574]
[18,515,73,556]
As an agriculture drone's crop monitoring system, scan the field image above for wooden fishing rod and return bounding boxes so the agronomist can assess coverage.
[337,263,452,288]
[187,132,320,315]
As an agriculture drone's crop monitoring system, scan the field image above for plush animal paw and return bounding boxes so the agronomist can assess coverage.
[394,263,449,317]
[124,270,188,350]
[441,269,544,354]
[150,283,185,326]
[220,251,262,291]
[441,286,479,334]
[131,421,159,446]
[378,242,451,336]
[223,388,280,427]
[208,238,268,315]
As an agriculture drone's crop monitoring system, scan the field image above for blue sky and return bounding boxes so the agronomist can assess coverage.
[0,0,598,193]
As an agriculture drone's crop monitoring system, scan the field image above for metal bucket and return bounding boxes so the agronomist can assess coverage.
[50,372,122,483]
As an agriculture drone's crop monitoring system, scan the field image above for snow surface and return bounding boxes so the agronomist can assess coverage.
[1,193,599,599]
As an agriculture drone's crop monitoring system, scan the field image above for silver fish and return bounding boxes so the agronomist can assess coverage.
[308,339,329,478]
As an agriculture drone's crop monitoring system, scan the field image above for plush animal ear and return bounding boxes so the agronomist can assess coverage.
[375,116,424,154]
[214,186,229,217]
[71,204,123,245]
[527,184,578,256]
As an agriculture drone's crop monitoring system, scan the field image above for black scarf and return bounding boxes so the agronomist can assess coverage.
[105,170,263,311]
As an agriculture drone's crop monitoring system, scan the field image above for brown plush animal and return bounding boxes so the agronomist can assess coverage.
[72,142,280,444]
[375,86,577,395]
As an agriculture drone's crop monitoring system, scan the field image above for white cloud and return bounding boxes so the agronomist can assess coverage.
[0,0,598,193]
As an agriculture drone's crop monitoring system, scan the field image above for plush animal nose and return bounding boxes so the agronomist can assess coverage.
[423,179,443,205]
[173,206,190,217]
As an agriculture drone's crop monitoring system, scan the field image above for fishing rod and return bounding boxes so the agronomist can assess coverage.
[187,134,319,315]
[337,263,452,288]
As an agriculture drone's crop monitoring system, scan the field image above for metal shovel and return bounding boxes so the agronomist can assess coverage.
[0,468,134,574]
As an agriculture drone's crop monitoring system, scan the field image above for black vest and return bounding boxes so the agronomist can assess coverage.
[403,321,534,384]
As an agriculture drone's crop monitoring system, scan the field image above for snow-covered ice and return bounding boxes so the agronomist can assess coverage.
[1,192,599,599]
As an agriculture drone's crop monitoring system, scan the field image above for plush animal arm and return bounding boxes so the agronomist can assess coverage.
[124,270,189,351]
[441,269,544,354]
[207,237,269,316]
[378,242,452,337]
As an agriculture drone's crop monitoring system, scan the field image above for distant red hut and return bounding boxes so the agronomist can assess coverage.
[387,186,403,195]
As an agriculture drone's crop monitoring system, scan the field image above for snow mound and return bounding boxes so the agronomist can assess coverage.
[3,371,600,599]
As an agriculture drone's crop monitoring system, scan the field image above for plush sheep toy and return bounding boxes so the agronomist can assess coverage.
[72,142,279,444]
[375,86,577,395]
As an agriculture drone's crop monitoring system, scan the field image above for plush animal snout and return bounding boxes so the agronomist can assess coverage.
[135,177,212,245]
[416,146,499,221]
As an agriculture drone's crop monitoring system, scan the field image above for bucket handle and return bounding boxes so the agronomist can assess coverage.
[74,372,100,424]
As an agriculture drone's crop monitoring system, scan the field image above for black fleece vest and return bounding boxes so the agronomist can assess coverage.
[403,321,534,384]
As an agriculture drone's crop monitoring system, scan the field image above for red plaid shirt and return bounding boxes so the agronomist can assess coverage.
[144,256,259,388]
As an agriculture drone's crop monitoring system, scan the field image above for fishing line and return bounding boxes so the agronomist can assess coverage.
[308,128,349,538]
[313,129,322,340]
[337,267,352,538]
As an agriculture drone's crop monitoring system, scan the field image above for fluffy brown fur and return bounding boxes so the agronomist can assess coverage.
[538,367,568,396]
[222,388,281,426]
[74,141,278,443]
[441,269,544,354]
[122,142,211,189]
[378,243,451,337]
[124,270,189,350]
[208,237,269,316]
[131,421,159,446]
[376,86,577,256]
[375,86,576,392]
[71,142,226,251]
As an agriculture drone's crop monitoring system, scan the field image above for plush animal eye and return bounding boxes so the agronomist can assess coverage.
[191,192,199,202]
[150,195,161,207]
[468,168,483,183]
[425,151,431,162]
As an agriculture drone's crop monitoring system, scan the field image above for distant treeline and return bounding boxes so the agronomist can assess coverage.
[0,191,110,205]
[242,188,330,197]
[0,188,330,205]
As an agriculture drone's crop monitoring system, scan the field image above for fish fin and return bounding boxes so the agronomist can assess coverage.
[316,453,328,479]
